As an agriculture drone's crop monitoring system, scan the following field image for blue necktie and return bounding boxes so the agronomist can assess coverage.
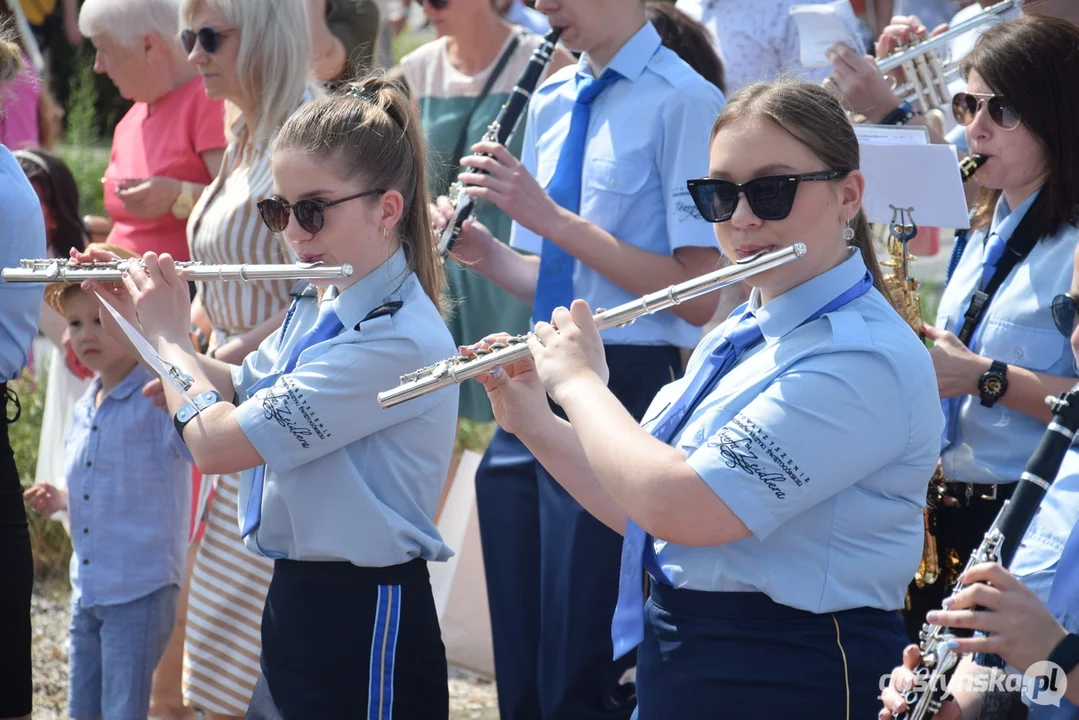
[241,299,344,542]
[981,230,1007,288]
[610,271,875,660]
[532,69,622,326]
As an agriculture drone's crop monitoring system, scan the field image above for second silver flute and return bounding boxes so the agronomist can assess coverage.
[2,260,354,283]
[378,243,807,409]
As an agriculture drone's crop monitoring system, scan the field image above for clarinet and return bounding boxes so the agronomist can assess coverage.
[437,28,563,256]
[896,381,1079,719]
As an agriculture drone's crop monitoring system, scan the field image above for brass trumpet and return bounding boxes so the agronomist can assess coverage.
[877,0,1015,114]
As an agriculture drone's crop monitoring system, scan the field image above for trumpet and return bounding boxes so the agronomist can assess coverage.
[878,0,1015,114]
[1,259,354,284]
[377,243,807,409]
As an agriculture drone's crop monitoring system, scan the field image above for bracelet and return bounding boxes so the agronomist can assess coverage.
[1048,632,1079,674]
[880,101,917,126]
[173,390,226,442]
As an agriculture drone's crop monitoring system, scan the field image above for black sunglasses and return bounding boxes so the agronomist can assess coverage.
[1052,294,1078,337]
[257,189,386,234]
[181,26,236,54]
[421,0,448,8]
[951,92,1021,131]
[686,170,843,223]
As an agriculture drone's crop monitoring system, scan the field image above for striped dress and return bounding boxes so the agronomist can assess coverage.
[181,116,292,716]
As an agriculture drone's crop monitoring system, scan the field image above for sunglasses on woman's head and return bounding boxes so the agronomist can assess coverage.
[1052,293,1079,337]
[257,189,387,234]
[180,26,236,54]
[951,92,1021,131]
[686,170,844,223]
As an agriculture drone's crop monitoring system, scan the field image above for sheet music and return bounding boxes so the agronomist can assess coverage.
[94,292,194,402]
[790,0,863,68]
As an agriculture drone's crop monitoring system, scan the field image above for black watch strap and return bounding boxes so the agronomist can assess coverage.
[1048,632,1079,674]
[173,390,225,441]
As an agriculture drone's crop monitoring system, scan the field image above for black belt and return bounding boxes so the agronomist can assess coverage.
[941,479,1016,505]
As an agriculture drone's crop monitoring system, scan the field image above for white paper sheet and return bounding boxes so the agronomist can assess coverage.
[858,142,971,229]
[94,292,194,401]
[855,124,930,146]
[790,0,863,68]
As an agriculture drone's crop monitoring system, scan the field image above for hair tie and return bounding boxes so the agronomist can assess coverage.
[348,86,380,105]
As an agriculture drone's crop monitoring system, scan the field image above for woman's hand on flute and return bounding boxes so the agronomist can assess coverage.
[469,333,552,436]
[528,301,610,408]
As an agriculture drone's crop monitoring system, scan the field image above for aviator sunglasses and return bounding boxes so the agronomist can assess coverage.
[686,170,843,223]
[1052,293,1079,337]
[180,26,236,54]
[951,92,1021,131]
[257,189,387,234]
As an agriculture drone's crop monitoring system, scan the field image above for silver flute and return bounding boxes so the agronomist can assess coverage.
[2,259,354,283]
[378,243,807,409]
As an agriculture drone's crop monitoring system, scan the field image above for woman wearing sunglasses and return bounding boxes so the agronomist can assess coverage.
[470,77,942,718]
[899,14,1079,646]
[175,1,317,717]
[80,77,457,719]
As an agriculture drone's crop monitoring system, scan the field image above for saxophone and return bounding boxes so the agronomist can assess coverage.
[880,206,944,589]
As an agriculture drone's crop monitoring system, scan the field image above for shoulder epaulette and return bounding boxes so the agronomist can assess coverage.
[355,300,404,330]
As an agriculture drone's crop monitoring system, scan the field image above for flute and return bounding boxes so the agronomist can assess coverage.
[378,243,807,408]
[2,259,354,284]
[438,28,563,256]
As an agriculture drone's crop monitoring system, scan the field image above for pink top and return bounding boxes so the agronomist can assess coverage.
[103,77,226,262]
[0,56,40,151]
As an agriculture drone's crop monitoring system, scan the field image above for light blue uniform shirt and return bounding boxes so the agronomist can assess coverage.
[232,248,459,566]
[644,250,944,613]
[0,144,46,381]
[994,450,1079,718]
[935,193,1079,485]
[510,21,726,349]
[67,365,192,608]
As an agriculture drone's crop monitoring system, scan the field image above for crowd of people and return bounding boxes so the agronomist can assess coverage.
[1,0,1079,719]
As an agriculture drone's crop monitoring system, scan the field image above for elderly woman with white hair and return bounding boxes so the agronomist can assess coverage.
[80,0,226,264]
[173,1,315,718]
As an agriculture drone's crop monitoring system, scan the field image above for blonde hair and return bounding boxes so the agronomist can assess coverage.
[272,76,447,313]
[0,24,22,85]
[179,0,313,147]
[711,78,896,309]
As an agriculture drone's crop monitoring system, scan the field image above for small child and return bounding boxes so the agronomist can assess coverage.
[24,245,191,720]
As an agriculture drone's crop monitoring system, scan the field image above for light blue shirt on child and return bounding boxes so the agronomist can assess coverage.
[67,365,192,607]
[510,21,725,349]
[646,251,944,613]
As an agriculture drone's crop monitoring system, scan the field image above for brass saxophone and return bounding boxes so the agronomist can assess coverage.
[880,206,943,589]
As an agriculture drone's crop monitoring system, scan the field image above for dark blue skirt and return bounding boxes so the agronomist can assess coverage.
[634,584,907,719]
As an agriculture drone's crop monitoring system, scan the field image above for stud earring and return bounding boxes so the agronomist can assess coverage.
[842,218,855,242]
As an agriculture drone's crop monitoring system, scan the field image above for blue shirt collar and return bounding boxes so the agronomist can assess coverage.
[988,187,1041,243]
[331,247,410,330]
[85,364,152,404]
[750,248,869,344]
[578,21,661,83]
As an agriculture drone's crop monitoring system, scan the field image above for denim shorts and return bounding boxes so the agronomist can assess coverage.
[68,584,179,720]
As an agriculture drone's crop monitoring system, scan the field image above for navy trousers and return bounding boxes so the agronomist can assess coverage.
[476,345,682,720]
[635,584,908,719]
[246,558,448,720]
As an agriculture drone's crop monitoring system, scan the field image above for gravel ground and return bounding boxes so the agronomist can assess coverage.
[29,581,499,719]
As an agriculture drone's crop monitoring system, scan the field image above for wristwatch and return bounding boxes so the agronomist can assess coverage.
[1048,633,1079,674]
[173,390,226,441]
[171,181,195,220]
[978,360,1009,408]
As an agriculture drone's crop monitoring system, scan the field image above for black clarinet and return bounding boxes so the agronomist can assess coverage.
[896,382,1079,719]
[438,28,563,256]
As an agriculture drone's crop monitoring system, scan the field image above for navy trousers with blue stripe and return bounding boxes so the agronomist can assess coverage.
[635,584,908,719]
[476,345,682,720]
[246,558,447,719]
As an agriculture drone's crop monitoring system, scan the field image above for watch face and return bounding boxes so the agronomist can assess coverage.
[983,375,1005,396]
